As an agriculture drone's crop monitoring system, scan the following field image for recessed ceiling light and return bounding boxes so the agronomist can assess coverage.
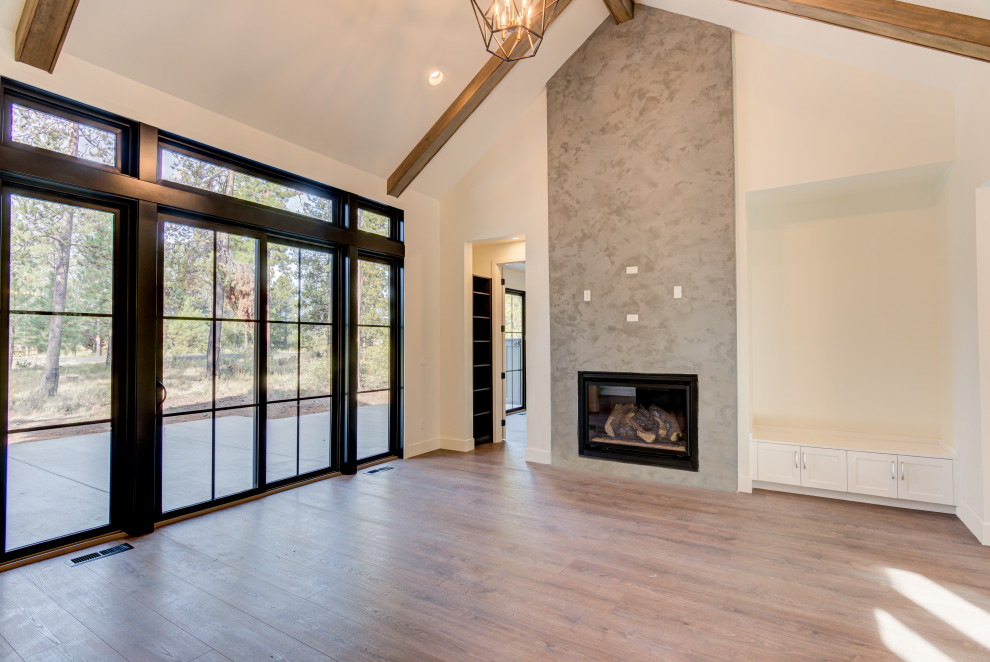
[428,70,444,86]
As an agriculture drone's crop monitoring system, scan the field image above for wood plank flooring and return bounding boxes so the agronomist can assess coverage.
[1,436,989,661]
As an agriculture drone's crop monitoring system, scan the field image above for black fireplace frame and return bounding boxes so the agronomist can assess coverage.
[578,371,699,471]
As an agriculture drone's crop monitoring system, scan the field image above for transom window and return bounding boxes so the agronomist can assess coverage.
[160,148,335,222]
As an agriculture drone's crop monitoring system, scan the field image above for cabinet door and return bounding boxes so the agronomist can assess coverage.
[757,442,801,486]
[847,452,898,498]
[898,457,954,505]
[800,447,847,491]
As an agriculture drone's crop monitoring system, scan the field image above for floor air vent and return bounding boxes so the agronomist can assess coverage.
[366,466,394,474]
[66,543,133,566]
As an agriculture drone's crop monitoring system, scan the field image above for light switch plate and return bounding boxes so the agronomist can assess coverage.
[584,290,591,302]
[627,314,639,322]
[626,266,638,275]
[674,286,682,299]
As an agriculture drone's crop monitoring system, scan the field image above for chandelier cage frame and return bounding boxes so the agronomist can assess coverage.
[469,0,562,62]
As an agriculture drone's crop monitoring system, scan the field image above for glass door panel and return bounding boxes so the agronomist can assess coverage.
[504,290,525,413]
[3,194,116,552]
[265,243,333,483]
[357,260,391,461]
[160,220,259,513]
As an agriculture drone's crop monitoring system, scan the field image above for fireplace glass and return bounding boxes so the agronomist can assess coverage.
[579,372,698,471]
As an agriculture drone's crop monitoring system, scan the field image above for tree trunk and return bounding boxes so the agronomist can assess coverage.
[208,171,235,383]
[8,318,14,377]
[41,123,80,397]
[41,202,78,396]
[105,334,111,368]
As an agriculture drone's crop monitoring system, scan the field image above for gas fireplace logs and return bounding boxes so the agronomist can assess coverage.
[596,403,685,449]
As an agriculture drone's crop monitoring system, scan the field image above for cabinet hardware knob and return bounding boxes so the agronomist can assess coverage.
[900,462,905,481]
[803,453,807,470]
[794,450,799,469]
[891,461,896,481]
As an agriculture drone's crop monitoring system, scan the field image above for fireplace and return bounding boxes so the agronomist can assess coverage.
[579,372,699,471]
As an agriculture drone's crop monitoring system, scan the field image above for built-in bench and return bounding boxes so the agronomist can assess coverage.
[751,427,955,511]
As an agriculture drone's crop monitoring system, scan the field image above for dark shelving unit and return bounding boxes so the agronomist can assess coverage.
[472,275,494,446]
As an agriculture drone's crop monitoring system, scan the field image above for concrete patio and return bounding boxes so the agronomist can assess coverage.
[5,404,388,551]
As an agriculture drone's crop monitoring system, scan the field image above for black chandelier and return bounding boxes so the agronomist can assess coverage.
[469,0,561,62]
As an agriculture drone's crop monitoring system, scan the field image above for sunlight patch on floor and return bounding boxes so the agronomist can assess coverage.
[875,608,954,662]
[884,567,990,651]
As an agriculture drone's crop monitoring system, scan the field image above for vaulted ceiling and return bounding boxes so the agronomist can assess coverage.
[0,0,987,200]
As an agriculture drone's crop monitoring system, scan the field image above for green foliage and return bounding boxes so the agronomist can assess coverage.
[7,194,114,427]
[357,209,391,237]
[11,104,116,166]
[160,150,333,222]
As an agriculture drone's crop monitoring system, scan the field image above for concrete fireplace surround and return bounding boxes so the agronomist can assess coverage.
[547,6,738,491]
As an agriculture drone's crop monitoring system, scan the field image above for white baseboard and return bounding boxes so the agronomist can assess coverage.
[738,473,752,494]
[956,500,990,545]
[404,437,440,458]
[437,437,475,452]
[753,481,957,514]
[525,448,551,464]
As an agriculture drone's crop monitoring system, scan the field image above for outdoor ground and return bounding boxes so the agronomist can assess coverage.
[5,405,388,551]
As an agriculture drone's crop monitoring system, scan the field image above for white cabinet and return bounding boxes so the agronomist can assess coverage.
[757,442,801,486]
[801,447,847,491]
[898,456,954,505]
[847,452,899,499]
[757,443,847,490]
[755,440,955,508]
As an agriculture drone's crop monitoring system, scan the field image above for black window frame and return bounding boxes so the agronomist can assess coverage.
[0,78,405,567]
[157,133,344,227]
[0,178,137,563]
[1,80,138,175]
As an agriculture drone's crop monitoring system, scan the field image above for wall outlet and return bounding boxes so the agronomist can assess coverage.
[626,266,638,275]
[627,314,639,322]
[584,290,591,302]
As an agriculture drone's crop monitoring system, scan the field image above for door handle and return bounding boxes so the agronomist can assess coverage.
[157,380,168,406]
[891,461,896,481]
[802,453,807,470]
[900,462,905,481]
[794,450,799,469]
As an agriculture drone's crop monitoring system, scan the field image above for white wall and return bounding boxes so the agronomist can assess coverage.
[438,91,551,463]
[734,35,956,195]
[944,68,990,544]
[0,30,443,460]
[504,265,526,291]
[748,180,945,439]
[734,34,957,491]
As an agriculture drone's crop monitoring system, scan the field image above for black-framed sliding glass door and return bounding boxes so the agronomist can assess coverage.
[356,257,398,462]
[158,216,261,515]
[1,187,124,558]
[505,288,525,413]
[266,241,337,484]
[157,215,342,518]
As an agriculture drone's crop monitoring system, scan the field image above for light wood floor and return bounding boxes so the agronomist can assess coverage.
[2,436,989,661]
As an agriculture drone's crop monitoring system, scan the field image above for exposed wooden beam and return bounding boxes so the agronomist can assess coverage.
[729,0,990,63]
[387,0,573,198]
[602,0,634,24]
[15,0,79,73]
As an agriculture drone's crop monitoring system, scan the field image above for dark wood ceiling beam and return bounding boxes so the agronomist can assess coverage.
[602,0,634,24]
[15,0,80,73]
[728,0,990,63]
[387,0,574,198]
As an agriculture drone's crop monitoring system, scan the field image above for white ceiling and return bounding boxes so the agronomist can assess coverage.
[0,1,987,200]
